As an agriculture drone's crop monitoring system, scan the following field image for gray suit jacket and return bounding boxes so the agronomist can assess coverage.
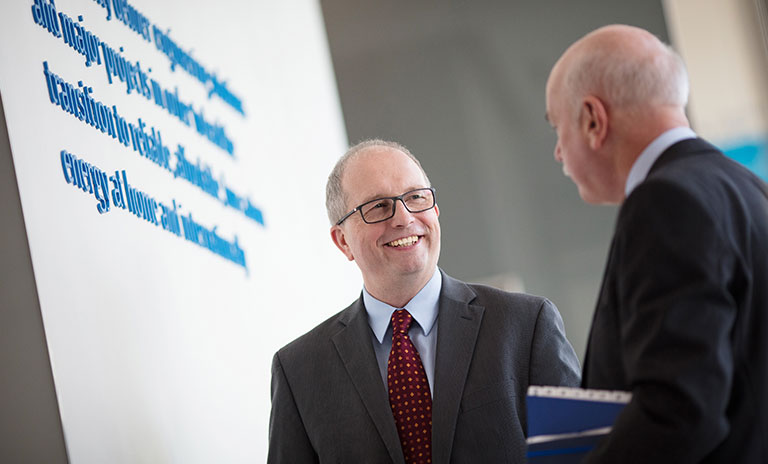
[268,271,580,463]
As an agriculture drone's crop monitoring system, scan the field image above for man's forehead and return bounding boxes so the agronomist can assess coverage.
[544,79,560,125]
[547,55,568,91]
[342,148,426,200]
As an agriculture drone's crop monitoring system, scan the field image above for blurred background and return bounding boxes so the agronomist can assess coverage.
[320,0,768,360]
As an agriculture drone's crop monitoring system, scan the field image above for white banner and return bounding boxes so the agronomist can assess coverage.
[0,0,360,461]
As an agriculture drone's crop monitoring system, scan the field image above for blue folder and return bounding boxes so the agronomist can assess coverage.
[526,386,631,463]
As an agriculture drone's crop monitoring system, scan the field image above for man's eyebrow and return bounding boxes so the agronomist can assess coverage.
[358,186,426,204]
[359,193,387,204]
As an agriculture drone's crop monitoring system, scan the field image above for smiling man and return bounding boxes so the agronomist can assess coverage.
[267,139,580,463]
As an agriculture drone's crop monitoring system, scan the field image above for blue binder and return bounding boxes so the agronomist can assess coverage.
[526,386,631,463]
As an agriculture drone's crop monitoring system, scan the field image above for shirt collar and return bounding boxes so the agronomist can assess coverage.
[625,127,697,197]
[363,267,442,343]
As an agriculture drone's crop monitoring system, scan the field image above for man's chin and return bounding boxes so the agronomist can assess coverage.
[392,258,431,279]
[578,185,622,205]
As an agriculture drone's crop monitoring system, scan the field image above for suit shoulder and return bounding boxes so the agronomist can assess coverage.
[645,143,765,204]
[465,282,553,319]
[626,150,766,240]
[274,303,353,361]
[466,281,548,305]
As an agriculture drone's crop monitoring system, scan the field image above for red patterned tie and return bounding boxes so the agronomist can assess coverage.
[388,309,432,464]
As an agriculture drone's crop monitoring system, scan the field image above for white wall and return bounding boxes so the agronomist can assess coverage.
[0,0,359,462]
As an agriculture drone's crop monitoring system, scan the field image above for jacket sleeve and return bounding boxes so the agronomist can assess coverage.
[529,298,581,388]
[584,181,735,463]
[267,352,318,464]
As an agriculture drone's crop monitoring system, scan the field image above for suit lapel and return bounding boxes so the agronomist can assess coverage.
[431,273,484,464]
[331,299,405,464]
[582,232,618,386]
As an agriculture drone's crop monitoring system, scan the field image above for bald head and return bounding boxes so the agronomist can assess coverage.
[545,25,691,204]
[549,24,689,118]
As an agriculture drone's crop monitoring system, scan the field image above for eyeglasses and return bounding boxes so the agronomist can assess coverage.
[336,187,436,225]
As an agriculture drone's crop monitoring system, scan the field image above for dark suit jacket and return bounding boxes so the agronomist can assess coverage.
[583,138,768,463]
[268,271,580,463]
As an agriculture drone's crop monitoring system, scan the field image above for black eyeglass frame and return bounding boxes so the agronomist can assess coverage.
[335,187,437,225]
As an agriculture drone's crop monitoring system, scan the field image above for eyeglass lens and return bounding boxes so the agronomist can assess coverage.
[360,189,434,223]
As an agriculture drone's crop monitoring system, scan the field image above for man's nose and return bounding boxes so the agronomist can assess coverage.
[390,199,415,226]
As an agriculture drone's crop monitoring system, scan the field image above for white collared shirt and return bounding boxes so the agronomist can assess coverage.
[625,127,697,197]
[363,267,441,395]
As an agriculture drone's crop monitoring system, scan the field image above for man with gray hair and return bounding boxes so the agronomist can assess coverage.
[546,24,768,462]
[268,139,580,463]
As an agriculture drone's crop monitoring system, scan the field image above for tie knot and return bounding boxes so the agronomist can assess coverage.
[391,309,413,334]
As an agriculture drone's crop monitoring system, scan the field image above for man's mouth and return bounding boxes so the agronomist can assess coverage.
[386,235,420,247]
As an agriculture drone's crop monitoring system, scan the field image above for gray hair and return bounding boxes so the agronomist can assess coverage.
[564,37,689,117]
[325,139,431,225]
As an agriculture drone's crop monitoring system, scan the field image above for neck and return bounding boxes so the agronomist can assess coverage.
[612,105,689,191]
[365,272,433,308]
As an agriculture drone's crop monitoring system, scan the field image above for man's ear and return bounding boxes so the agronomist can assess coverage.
[580,95,609,149]
[330,226,355,261]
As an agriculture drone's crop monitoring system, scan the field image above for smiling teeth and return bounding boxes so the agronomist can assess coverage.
[387,236,419,247]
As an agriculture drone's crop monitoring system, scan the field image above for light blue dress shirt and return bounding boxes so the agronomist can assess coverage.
[363,267,441,396]
[625,126,697,197]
